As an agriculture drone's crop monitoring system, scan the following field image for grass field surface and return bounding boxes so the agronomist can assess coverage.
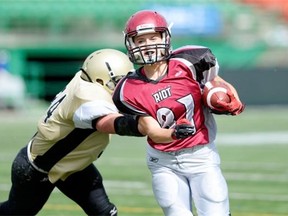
[0,103,287,216]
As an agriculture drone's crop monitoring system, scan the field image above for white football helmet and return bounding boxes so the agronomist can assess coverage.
[124,10,172,65]
[81,49,134,94]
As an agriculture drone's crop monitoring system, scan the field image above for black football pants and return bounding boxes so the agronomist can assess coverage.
[0,146,117,216]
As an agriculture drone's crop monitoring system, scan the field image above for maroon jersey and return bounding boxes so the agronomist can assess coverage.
[113,45,218,151]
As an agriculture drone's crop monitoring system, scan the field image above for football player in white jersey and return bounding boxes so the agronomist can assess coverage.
[0,49,148,216]
[113,10,244,216]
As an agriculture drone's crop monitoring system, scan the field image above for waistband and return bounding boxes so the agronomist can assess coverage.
[147,142,211,156]
[27,140,49,174]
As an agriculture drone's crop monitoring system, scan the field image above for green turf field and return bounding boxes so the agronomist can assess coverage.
[0,104,288,216]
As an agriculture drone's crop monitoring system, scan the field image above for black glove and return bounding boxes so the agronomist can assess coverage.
[171,119,195,140]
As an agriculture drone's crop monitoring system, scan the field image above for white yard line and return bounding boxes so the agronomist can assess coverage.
[216,131,288,145]
[222,161,288,170]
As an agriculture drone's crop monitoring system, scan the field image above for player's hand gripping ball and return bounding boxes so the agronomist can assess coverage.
[202,80,230,111]
[202,80,245,115]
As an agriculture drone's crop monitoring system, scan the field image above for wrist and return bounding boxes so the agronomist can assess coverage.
[171,129,178,140]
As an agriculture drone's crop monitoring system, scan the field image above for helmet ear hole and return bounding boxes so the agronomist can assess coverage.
[96,78,104,86]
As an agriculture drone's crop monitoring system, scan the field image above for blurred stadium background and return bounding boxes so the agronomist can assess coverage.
[0,0,287,107]
[0,0,288,216]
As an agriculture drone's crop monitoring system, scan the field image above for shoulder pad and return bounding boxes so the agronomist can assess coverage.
[171,45,216,69]
[126,70,139,78]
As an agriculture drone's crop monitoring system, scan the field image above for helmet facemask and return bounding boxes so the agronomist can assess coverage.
[104,74,125,93]
[125,29,171,65]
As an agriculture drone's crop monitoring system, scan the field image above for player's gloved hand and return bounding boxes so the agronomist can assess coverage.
[171,119,195,140]
[214,90,245,115]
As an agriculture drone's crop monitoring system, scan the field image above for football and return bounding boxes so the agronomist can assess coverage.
[202,80,231,110]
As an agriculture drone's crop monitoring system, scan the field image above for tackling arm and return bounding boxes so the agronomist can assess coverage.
[95,113,143,136]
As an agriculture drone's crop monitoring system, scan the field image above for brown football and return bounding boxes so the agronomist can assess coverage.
[202,80,231,110]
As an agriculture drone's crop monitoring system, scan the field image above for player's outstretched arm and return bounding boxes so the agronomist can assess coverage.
[95,113,143,136]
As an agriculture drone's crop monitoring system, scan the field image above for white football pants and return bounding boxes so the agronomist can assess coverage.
[146,142,230,216]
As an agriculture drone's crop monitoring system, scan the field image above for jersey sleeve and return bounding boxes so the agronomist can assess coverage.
[73,100,118,129]
[113,75,147,116]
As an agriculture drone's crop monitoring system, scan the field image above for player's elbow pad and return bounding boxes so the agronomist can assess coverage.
[114,115,144,137]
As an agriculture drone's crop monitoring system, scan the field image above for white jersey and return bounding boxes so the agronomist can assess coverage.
[29,71,118,183]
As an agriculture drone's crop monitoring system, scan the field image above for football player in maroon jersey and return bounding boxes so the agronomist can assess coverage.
[113,10,244,216]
